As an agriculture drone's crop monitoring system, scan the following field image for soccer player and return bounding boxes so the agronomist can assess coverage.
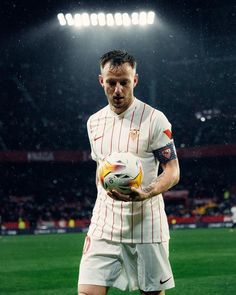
[78,50,180,295]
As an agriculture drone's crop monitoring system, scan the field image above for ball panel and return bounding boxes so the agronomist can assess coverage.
[99,161,126,187]
[98,152,143,195]
[129,167,143,189]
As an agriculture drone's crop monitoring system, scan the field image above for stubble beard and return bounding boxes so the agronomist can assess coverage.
[109,95,134,114]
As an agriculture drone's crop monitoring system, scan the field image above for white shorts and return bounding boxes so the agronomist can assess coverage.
[78,236,175,292]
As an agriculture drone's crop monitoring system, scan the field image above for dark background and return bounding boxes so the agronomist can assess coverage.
[0,0,235,224]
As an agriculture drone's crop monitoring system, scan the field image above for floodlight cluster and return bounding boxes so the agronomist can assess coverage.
[57,11,155,28]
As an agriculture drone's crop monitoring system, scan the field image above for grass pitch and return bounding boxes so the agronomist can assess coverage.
[0,228,236,295]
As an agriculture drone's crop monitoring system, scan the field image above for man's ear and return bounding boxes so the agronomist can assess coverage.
[99,75,104,87]
[133,74,139,88]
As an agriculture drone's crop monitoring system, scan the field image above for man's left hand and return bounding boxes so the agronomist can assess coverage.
[107,187,151,202]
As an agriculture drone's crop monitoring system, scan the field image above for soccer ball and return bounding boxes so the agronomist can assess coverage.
[98,152,143,194]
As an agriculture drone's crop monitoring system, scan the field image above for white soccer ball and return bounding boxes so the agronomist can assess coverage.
[98,152,143,194]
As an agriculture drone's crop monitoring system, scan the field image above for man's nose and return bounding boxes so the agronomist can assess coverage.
[114,83,123,94]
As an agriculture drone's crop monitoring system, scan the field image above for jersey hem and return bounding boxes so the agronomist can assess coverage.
[88,233,170,244]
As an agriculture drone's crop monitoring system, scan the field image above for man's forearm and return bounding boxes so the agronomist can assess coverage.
[143,165,180,198]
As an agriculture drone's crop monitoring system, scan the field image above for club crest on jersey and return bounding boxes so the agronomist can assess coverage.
[129,129,140,140]
[161,147,171,159]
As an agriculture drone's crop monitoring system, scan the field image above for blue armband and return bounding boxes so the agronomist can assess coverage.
[153,142,177,163]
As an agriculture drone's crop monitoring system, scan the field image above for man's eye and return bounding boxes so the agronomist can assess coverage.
[120,81,127,86]
[108,81,116,86]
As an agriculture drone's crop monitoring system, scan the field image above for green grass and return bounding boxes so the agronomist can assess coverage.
[0,228,236,295]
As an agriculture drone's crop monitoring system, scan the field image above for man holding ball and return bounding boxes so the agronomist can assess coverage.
[78,50,180,295]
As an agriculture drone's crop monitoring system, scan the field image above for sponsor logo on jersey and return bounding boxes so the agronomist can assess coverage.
[93,135,103,141]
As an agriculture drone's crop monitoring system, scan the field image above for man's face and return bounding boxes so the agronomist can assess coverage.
[99,62,138,114]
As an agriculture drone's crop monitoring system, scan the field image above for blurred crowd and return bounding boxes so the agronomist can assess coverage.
[0,157,236,226]
[0,58,235,151]
[0,162,96,226]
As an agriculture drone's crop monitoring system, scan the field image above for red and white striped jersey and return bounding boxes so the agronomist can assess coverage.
[87,98,174,243]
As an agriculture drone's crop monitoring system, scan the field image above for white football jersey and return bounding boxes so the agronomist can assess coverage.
[87,98,176,243]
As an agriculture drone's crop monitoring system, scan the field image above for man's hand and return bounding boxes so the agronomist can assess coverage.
[107,187,151,202]
[107,158,180,202]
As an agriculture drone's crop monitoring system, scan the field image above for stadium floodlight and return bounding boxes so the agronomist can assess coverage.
[57,11,155,28]
[139,12,147,26]
[147,11,155,24]
[65,13,74,26]
[98,13,106,26]
[57,13,66,26]
[106,13,115,26]
[114,13,123,26]
[122,13,131,27]
[131,12,139,25]
[74,14,82,27]
[82,13,90,26]
[90,13,98,26]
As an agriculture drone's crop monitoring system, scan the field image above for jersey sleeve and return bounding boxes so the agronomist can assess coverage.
[150,111,177,163]
[87,116,97,161]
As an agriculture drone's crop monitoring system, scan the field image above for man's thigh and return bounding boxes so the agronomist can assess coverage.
[78,237,124,289]
[136,242,175,292]
[78,284,108,295]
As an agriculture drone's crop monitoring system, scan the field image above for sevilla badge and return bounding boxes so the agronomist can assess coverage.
[129,129,140,140]
[161,148,171,159]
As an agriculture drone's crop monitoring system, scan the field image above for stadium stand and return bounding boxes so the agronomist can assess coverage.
[0,59,235,151]
[0,1,235,233]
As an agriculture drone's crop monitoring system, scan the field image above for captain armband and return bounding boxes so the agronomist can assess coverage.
[153,142,177,164]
